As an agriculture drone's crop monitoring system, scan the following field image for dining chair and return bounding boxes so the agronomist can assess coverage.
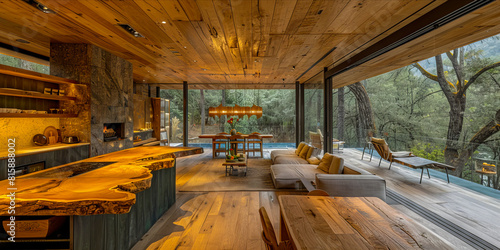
[245,134,263,158]
[229,134,246,154]
[212,135,229,158]
[307,189,330,196]
[259,207,292,250]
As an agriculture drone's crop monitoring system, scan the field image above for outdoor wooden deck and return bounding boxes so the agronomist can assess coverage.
[133,148,500,250]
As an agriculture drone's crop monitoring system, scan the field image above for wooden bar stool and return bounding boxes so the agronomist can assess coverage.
[212,135,229,158]
[245,134,263,158]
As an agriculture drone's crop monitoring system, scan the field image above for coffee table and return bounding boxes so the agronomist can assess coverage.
[222,154,248,176]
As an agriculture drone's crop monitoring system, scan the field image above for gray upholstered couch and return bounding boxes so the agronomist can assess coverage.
[269,150,386,201]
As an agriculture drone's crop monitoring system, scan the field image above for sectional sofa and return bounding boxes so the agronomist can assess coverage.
[270,143,387,200]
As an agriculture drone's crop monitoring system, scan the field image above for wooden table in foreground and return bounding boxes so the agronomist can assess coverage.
[279,195,452,249]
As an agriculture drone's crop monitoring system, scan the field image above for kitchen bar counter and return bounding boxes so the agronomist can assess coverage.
[0,142,90,160]
[0,146,202,216]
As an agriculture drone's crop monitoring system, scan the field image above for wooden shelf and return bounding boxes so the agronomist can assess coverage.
[0,88,76,101]
[0,113,78,118]
[0,64,79,85]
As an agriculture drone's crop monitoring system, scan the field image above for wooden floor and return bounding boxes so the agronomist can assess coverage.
[132,148,500,250]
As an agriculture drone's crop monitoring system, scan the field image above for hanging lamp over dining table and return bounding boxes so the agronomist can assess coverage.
[208,104,263,118]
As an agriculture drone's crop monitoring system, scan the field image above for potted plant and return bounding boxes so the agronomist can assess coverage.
[227,117,240,135]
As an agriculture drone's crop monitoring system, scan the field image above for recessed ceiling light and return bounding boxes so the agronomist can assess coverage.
[183,46,187,49]
[202,68,207,71]
[16,39,30,44]
[194,60,197,62]
[22,0,56,14]
[118,24,144,38]
[161,21,166,24]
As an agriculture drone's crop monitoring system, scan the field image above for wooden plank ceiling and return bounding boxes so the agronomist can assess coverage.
[0,0,499,89]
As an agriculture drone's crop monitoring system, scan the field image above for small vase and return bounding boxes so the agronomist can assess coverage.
[230,129,237,135]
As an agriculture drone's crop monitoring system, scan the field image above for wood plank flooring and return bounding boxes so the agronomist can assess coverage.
[133,148,500,250]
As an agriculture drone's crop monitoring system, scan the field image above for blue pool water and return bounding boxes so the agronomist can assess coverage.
[187,142,295,149]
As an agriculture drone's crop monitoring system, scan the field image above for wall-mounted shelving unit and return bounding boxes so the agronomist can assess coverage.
[0,64,81,118]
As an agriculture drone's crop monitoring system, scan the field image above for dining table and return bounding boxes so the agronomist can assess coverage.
[198,134,274,139]
[278,195,452,249]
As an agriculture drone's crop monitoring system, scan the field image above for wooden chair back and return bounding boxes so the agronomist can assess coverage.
[214,135,229,141]
[259,207,279,250]
[309,129,324,150]
[307,189,330,196]
[371,138,390,160]
[247,134,262,141]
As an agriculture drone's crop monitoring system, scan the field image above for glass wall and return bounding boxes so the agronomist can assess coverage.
[0,53,49,74]
[161,88,296,147]
[304,73,324,144]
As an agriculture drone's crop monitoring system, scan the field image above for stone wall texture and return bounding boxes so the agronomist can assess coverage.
[50,44,133,156]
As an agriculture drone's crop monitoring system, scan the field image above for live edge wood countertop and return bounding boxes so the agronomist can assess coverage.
[0,146,203,216]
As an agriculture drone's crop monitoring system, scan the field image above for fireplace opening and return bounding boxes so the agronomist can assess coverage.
[103,123,124,142]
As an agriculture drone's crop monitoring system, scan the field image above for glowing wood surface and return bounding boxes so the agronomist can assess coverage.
[0,146,202,216]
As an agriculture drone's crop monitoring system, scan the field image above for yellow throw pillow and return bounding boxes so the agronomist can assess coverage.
[307,157,321,165]
[329,155,344,174]
[295,142,306,155]
[306,146,315,159]
[317,153,333,173]
[299,145,310,159]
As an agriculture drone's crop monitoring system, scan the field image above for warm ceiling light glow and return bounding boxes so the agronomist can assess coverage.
[161,21,166,24]
[209,104,262,118]
[22,0,56,14]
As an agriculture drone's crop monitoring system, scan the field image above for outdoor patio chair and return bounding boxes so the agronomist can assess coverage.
[245,134,263,158]
[370,137,414,169]
[361,136,374,161]
[259,207,292,250]
[212,135,229,158]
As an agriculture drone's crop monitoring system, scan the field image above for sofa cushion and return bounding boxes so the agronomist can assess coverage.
[329,155,344,174]
[307,157,321,165]
[342,165,372,175]
[274,156,309,165]
[317,153,333,172]
[299,145,310,159]
[271,164,324,189]
[295,142,306,155]
[270,149,296,163]
[306,146,315,159]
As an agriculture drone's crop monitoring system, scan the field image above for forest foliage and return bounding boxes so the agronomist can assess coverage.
[161,35,499,187]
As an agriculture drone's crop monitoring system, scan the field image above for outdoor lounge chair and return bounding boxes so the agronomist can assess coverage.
[371,138,456,183]
[370,137,414,169]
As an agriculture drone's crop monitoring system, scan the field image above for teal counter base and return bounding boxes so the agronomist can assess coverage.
[73,165,176,249]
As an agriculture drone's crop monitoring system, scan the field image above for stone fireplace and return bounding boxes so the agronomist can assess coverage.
[50,43,134,156]
[103,123,125,142]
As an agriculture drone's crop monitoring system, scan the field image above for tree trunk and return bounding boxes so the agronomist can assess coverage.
[445,95,467,165]
[337,87,345,140]
[453,109,500,176]
[200,89,205,134]
[347,82,376,138]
